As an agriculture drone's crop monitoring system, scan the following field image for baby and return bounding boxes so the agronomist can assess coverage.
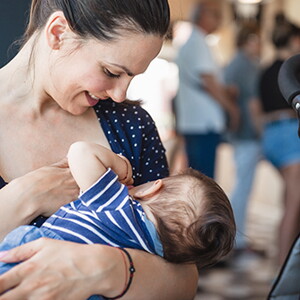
[0,141,235,273]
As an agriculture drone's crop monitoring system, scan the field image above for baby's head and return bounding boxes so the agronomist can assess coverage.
[133,168,236,268]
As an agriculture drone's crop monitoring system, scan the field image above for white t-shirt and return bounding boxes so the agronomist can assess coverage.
[175,26,225,134]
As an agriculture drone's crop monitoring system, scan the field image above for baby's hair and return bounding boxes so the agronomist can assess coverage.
[149,168,235,268]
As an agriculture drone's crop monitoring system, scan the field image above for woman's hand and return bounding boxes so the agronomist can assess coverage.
[22,158,79,217]
[0,159,79,239]
[0,239,125,300]
[0,238,198,300]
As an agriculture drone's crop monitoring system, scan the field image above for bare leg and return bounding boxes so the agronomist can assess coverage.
[278,163,300,265]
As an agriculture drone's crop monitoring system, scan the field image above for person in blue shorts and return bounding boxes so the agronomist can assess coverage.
[0,141,235,283]
[257,14,300,265]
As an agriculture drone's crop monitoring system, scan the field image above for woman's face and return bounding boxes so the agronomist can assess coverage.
[46,32,163,115]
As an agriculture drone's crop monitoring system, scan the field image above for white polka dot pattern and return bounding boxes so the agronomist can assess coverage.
[93,100,169,185]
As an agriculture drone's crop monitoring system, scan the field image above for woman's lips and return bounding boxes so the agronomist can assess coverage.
[86,92,100,106]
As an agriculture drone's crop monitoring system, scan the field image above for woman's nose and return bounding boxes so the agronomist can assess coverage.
[106,78,132,103]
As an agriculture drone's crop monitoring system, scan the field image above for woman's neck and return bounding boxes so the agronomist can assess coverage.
[0,36,55,115]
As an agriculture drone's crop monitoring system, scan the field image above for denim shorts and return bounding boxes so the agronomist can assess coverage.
[0,226,102,299]
[263,119,300,169]
[0,225,63,275]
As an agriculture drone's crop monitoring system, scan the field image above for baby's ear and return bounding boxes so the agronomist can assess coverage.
[132,180,163,199]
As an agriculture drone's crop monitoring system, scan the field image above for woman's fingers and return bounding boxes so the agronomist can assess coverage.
[0,239,64,298]
[0,238,43,263]
[0,240,109,299]
[0,263,26,297]
[0,286,24,300]
[0,262,65,299]
[25,165,79,216]
[0,241,44,295]
[50,157,69,168]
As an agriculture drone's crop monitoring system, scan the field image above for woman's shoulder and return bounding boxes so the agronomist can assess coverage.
[94,99,154,125]
[113,99,149,115]
[93,98,160,150]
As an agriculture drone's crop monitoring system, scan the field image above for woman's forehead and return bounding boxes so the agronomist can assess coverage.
[89,34,163,74]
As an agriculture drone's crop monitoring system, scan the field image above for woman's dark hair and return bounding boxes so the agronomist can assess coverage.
[24,0,170,42]
[272,13,300,49]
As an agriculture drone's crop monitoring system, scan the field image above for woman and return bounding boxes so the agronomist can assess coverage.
[0,0,198,299]
[256,14,300,266]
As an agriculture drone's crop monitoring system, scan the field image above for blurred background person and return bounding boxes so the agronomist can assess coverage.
[255,13,300,265]
[224,22,263,256]
[174,0,239,179]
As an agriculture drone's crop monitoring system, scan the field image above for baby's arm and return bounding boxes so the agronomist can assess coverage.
[67,141,133,192]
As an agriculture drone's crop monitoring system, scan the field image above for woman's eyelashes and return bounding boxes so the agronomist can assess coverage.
[103,68,121,79]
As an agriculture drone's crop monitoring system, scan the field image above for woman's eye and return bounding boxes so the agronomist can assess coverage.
[104,68,120,78]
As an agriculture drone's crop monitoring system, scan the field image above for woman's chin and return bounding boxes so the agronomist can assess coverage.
[65,106,89,116]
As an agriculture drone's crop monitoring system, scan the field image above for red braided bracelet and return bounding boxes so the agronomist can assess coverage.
[109,248,136,300]
[118,248,128,293]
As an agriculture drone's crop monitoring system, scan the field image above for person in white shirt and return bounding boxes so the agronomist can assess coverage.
[175,0,239,179]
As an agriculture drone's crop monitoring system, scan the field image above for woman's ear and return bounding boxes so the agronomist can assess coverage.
[45,11,71,50]
[131,180,163,199]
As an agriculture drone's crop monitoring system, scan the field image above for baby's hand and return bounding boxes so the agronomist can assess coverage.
[117,154,134,186]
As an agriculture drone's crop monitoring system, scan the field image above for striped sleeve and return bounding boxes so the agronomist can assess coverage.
[42,168,158,253]
[79,168,130,212]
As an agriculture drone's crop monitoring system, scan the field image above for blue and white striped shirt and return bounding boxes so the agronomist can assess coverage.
[42,169,163,256]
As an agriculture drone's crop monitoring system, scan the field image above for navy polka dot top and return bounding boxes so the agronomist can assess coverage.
[94,99,169,185]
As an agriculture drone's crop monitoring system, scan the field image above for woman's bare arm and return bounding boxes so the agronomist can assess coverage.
[0,240,198,300]
[121,249,198,300]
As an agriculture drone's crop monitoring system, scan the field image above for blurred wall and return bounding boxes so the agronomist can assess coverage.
[284,0,300,27]
[0,0,31,67]
[169,0,195,21]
